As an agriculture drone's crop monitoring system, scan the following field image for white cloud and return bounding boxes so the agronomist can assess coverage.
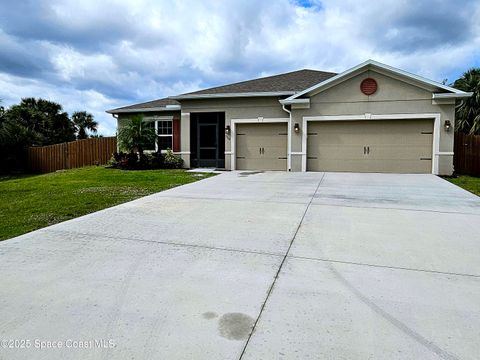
[1,0,479,135]
[0,73,118,134]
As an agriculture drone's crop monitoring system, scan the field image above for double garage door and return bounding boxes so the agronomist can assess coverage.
[236,119,433,173]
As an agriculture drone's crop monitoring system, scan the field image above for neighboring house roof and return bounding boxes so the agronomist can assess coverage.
[281,59,472,104]
[106,98,181,114]
[170,69,337,99]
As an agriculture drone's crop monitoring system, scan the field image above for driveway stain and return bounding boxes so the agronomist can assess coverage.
[218,313,254,340]
[202,311,218,319]
[238,171,264,177]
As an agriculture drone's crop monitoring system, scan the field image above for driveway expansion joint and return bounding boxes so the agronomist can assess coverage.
[238,173,326,359]
[289,255,480,279]
[309,201,480,216]
[43,228,286,258]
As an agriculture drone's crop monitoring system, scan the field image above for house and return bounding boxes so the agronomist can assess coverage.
[107,60,472,175]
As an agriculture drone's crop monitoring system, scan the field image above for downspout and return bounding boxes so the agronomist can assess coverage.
[111,113,119,151]
[282,104,292,171]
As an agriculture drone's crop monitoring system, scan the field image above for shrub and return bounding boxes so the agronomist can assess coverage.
[108,149,183,170]
[163,149,184,169]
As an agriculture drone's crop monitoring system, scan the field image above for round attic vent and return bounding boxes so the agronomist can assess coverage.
[360,78,377,95]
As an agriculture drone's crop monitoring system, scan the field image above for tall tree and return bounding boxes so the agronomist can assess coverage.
[0,101,41,173]
[6,98,75,145]
[453,68,480,134]
[71,111,98,139]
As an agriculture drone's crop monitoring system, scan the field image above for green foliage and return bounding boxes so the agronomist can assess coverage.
[163,148,184,168]
[7,98,76,145]
[454,68,480,134]
[447,175,480,197]
[0,98,96,173]
[0,166,214,240]
[117,115,156,155]
[109,149,183,170]
[71,111,98,139]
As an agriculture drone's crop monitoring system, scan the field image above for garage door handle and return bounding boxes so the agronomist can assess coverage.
[367,146,370,154]
[259,147,261,154]
[363,146,366,155]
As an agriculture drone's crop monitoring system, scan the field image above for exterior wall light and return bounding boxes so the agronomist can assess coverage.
[294,123,300,133]
[225,125,231,135]
[444,120,451,132]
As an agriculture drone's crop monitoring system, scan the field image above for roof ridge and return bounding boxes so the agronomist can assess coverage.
[180,68,337,96]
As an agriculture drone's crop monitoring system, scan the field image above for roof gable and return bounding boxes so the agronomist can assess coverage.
[283,60,470,103]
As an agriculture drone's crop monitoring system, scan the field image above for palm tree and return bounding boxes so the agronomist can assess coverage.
[71,111,98,139]
[117,115,156,155]
[453,68,480,134]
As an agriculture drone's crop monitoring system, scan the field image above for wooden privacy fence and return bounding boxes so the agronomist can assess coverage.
[28,137,117,173]
[454,132,480,176]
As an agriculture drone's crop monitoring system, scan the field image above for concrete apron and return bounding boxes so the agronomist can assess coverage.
[0,171,479,360]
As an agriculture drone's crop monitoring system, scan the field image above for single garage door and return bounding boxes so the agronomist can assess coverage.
[307,119,433,173]
[236,123,287,170]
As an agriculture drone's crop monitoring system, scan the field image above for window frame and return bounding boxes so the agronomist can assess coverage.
[143,115,174,153]
[155,120,173,152]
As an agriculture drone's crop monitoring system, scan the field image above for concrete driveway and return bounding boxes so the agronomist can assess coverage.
[1,171,479,360]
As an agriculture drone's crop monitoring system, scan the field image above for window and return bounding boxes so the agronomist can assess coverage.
[156,120,173,151]
[143,121,156,151]
[142,117,174,152]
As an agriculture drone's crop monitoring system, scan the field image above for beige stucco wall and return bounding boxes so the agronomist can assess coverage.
[116,70,457,175]
[179,97,288,169]
[290,70,456,175]
[116,111,180,152]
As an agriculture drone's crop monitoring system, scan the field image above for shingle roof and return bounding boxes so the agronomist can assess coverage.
[175,69,337,97]
[107,69,337,113]
[106,98,180,114]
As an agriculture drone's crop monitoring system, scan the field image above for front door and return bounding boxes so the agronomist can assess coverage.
[197,123,219,167]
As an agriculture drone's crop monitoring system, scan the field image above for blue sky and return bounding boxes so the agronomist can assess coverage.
[1,0,479,135]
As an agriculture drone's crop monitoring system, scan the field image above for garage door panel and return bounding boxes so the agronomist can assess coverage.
[236,158,286,171]
[307,119,433,173]
[308,159,378,172]
[236,123,287,171]
[237,146,262,159]
[309,159,431,173]
[309,145,366,160]
[236,134,286,148]
[370,145,432,160]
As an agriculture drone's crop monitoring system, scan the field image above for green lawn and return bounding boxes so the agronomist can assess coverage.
[0,166,214,241]
[447,175,480,196]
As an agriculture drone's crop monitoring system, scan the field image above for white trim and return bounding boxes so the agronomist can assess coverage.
[106,106,180,114]
[301,113,441,174]
[436,152,454,156]
[290,152,306,155]
[279,98,310,105]
[281,104,292,171]
[287,59,469,101]
[230,117,289,171]
[432,92,473,99]
[149,119,173,152]
[171,91,295,100]
[230,117,289,124]
[174,151,191,155]
[144,115,174,121]
[224,151,233,155]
